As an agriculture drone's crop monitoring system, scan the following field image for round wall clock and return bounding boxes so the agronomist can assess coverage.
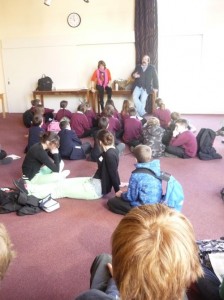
[67,13,81,28]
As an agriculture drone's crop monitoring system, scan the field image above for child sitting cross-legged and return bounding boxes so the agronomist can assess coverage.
[162,112,197,147]
[122,107,143,148]
[84,102,98,129]
[90,116,125,162]
[120,99,131,123]
[153,98,171,129]
[25,114,45,153]
[102,104,122,139]
[107,144,163,215]
[58,120,92,160]
[105,99,121,121]
[55,100,72,122]
[70,103,91,138]
[165,118,197,158]
[142,116,165,158]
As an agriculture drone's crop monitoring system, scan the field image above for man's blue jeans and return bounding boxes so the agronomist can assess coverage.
[132,86,148,116]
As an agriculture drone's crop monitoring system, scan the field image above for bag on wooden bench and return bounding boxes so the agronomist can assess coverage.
[37,74,53,91]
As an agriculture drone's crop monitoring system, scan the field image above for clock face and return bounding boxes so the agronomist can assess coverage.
[67,13,81,28]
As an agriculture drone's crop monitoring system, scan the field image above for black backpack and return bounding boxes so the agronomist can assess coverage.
[196,128,222,160]
[0,188,42,216]
[37,74,53,91]
[0,188,21,213]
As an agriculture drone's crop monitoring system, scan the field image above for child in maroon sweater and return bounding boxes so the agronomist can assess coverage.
[55,100,72,122]
[153,98,171,129]
[165,119,197,158]
[105,99,120,121]
[122,107,142,147]
[120,99,131,124]
[84,102,98,128]
[70,103,91,138]
[102,104,122,138]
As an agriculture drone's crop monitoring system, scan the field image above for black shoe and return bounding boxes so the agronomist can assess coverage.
[13,178,28,194]
[0,157,13,165]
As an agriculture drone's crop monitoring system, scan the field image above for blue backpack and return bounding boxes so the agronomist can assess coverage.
[132,168,184,211]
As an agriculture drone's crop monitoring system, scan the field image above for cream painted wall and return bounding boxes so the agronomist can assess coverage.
[158,0,224,114]
[0,0,224,113]
[0,0,135,112]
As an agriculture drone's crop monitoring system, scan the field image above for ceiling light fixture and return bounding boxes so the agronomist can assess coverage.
[44,0,52,6]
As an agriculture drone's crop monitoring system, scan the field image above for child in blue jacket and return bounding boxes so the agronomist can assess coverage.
[107,144,162,215]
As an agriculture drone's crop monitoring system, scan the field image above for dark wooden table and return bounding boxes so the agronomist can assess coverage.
[33,89,89,106]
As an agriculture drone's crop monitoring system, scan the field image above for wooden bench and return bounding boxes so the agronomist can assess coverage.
[33,89,89,106]
[89,89,156,113]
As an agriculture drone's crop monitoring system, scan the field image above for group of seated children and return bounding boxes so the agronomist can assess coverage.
[23,96,198,162]
[16,99,223,300]
[120,98,197,159]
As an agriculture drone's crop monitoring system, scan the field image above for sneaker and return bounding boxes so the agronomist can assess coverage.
[0,157,13,165]
[164,152,179,158]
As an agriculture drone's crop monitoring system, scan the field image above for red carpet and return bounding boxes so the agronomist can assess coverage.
[0,113,224,299]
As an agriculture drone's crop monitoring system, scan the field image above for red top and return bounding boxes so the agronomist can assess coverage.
[91,69,111,86]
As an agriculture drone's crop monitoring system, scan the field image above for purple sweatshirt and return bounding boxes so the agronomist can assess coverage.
[170,130,197,157]
[55,108,72,122]
[85,109,97,128]
[153,108,171,129]
[70,112,90,137]
[107,116,121,135]
[123,116,142,143]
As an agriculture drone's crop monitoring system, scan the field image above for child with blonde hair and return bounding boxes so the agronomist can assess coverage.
[0,223,15,281]
[107,145,162,215]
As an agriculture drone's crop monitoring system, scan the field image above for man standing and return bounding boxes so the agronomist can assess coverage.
[132,55,158,117]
